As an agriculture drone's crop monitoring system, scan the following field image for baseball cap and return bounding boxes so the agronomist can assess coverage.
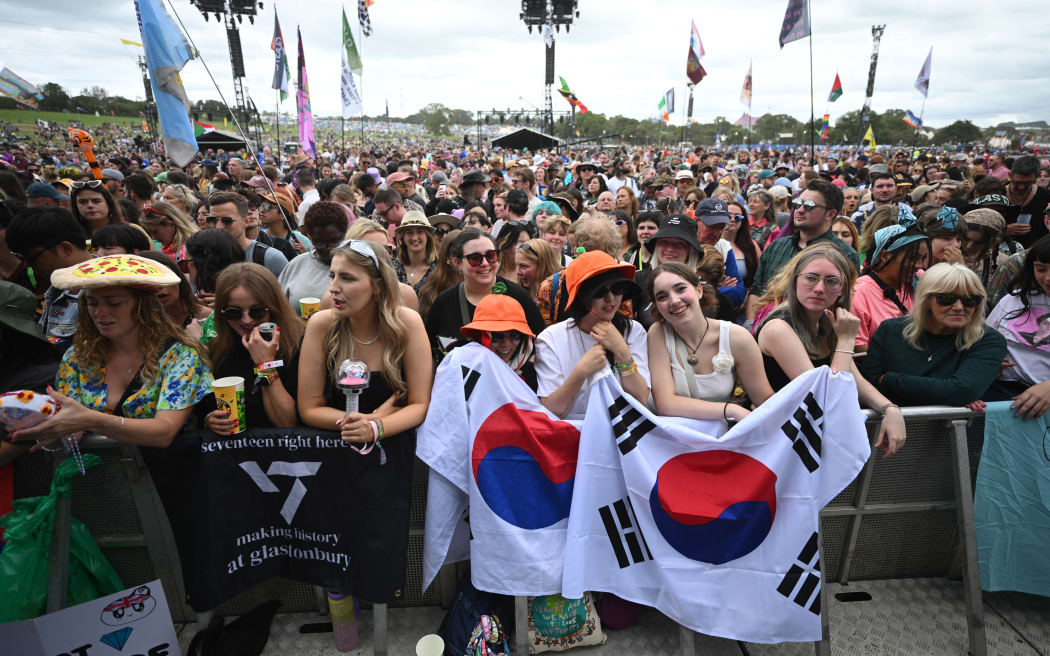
[674,169,695,181]
[26,182,68,200]
[101,168,124,182]
[757,169,775,180]
[694,198,731,226]
[244,175,270,190]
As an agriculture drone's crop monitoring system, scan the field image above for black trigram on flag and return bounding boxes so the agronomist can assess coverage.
[781,392,823,472]
[607,395,656,455]
[599,498,653,569]
[777,532,821,615]
[461,366,481,401]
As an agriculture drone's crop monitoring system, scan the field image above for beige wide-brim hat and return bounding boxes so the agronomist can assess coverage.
[394,211,435,233]
[51,254,181,290]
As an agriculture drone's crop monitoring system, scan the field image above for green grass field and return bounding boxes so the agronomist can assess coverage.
[0,109,144,139]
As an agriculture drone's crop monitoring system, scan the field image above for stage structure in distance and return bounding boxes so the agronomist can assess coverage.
[520,0,579,136]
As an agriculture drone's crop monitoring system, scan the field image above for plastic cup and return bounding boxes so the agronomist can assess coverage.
[300,297,321,318]
[212,376,246,433]
[415,634,444,656]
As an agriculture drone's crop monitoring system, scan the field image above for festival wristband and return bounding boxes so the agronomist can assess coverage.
[369,420,379,441]
[612,358,635,371]
[255,360,284,370]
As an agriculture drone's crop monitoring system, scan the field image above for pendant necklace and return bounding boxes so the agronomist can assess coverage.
[684,318,711,365]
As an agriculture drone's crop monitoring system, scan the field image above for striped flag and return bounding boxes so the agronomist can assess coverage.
[819,114,830,141]
[192,119,215,138]
[270,9,290,101]
[358,0,373,37]
[557,76,588,114]
[295,27,316,159]
[740,63,753,108]
[828,73,842,102]
[658,88,674,122]
[686,20,706,84]
[902,110,923,130]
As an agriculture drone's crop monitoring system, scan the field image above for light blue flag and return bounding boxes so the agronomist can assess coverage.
[136,0,198,166]
[974,402,1050,597]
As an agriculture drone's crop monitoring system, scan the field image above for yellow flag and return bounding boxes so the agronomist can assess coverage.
[223,116,228,127]
[121,38,143,47]
[863,126,877,150]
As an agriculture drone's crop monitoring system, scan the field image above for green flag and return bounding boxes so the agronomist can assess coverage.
[342,7,363,77]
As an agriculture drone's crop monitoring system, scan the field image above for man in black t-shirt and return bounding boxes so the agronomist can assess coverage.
[1005,155,1050,249]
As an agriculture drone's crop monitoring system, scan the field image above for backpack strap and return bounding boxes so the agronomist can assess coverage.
[251,241,270,267]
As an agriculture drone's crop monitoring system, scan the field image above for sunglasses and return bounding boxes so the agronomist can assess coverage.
[435,227,451,237]
[72,179,105,190]
[489,331,524,344]
[177,257,193,274]
[221,305,269,321]
[591,281,632,298]
[934,293,982,308]
[206,215,236,226]
[143,204,166,218]
[792,198,830,212]
[339,238,382,270]
[462,249,499,267]
[730,214,745,222]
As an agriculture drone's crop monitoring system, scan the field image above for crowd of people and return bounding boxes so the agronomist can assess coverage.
[2,132,1050,626]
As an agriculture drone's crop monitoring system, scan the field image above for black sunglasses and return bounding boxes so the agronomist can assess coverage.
[221,305,269,321]
[462,249,499,267]
[489,331,524,343]
[72,180,105,190]
[206,215,236,227]
[177,257,193,274]
[435,227,450,237]
[934,293,982,308]
[591,281,632,298]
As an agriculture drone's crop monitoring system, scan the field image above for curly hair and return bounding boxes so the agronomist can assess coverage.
[73,286,207,388]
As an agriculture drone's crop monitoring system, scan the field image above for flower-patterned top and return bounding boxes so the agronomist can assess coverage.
[55,342,213,418]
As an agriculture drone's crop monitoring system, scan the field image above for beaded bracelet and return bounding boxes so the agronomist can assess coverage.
[612,359,635,371]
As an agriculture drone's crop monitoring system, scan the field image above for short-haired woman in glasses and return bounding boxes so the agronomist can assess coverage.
[862,262,1007,409]
[202,263,305,434]
[296,239,432,603]
[756,244,906,456]
[424,228,546,361]
[70,179,124,238]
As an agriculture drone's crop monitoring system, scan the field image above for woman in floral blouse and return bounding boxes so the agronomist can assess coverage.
[10,254,213,449]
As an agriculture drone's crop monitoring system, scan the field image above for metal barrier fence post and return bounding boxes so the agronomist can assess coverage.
[45,454,71,613]
[814,524,830,656]
[373,602,388,655]
[515,596,530,654]
[950,419,986,656]
[678,624,695,656]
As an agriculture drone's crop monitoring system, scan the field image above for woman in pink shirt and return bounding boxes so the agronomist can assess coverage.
[852,222,930,350]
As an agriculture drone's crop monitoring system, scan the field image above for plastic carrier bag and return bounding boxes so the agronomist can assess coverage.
[0,454,124,621]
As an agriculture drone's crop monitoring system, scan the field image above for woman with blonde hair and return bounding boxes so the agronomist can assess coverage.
[140,200,199,258]
[297,238,432,603]
[862,262,1007,407]
[393,212,438,292]
[515,238,559,299]
[160,183,198,216]
[203,263,305,433]
[755,243,906,456]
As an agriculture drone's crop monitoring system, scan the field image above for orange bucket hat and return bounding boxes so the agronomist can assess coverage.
[563,250,637,309]
[460,294,535,339]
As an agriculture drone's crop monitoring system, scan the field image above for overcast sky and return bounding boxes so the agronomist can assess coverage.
[1,0,1048,128]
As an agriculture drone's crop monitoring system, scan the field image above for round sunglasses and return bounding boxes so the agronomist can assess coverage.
[221,305,269,321]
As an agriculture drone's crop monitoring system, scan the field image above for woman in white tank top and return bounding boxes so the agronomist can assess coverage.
[645,263,774,423]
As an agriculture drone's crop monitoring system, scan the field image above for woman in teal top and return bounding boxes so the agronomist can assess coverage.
[862,262,1006,407]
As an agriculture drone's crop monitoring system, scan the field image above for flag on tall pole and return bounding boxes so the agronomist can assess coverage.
[657,88,674,123]
[295,27,316,159]
[340,9,363,117]
[862,126,877,150]
[557,77,588,114]
[686,20,707,84]
[819,114,830,141]
[914,47,932,97]
[358,0,373,37]
[134,0,198,167]
[341,7,363,76]
[740,63,753,108]
[778,0,811,48]
[828,73,842,102]
[902,110,923,130]
[270,9,290,101]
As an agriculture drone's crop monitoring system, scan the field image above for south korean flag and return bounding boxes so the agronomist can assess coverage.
[563,366,870,644]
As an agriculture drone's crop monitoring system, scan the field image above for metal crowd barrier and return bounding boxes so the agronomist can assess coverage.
[14,406,988,655]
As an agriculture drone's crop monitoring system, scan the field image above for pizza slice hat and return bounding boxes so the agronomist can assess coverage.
[50,254,181,290]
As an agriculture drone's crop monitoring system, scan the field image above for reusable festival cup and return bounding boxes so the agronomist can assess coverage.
[299,297,321,318]
[212,376,246,433]
[415,634,444,656]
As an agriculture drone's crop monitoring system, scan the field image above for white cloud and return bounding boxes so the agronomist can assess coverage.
[0,0,1047,128]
